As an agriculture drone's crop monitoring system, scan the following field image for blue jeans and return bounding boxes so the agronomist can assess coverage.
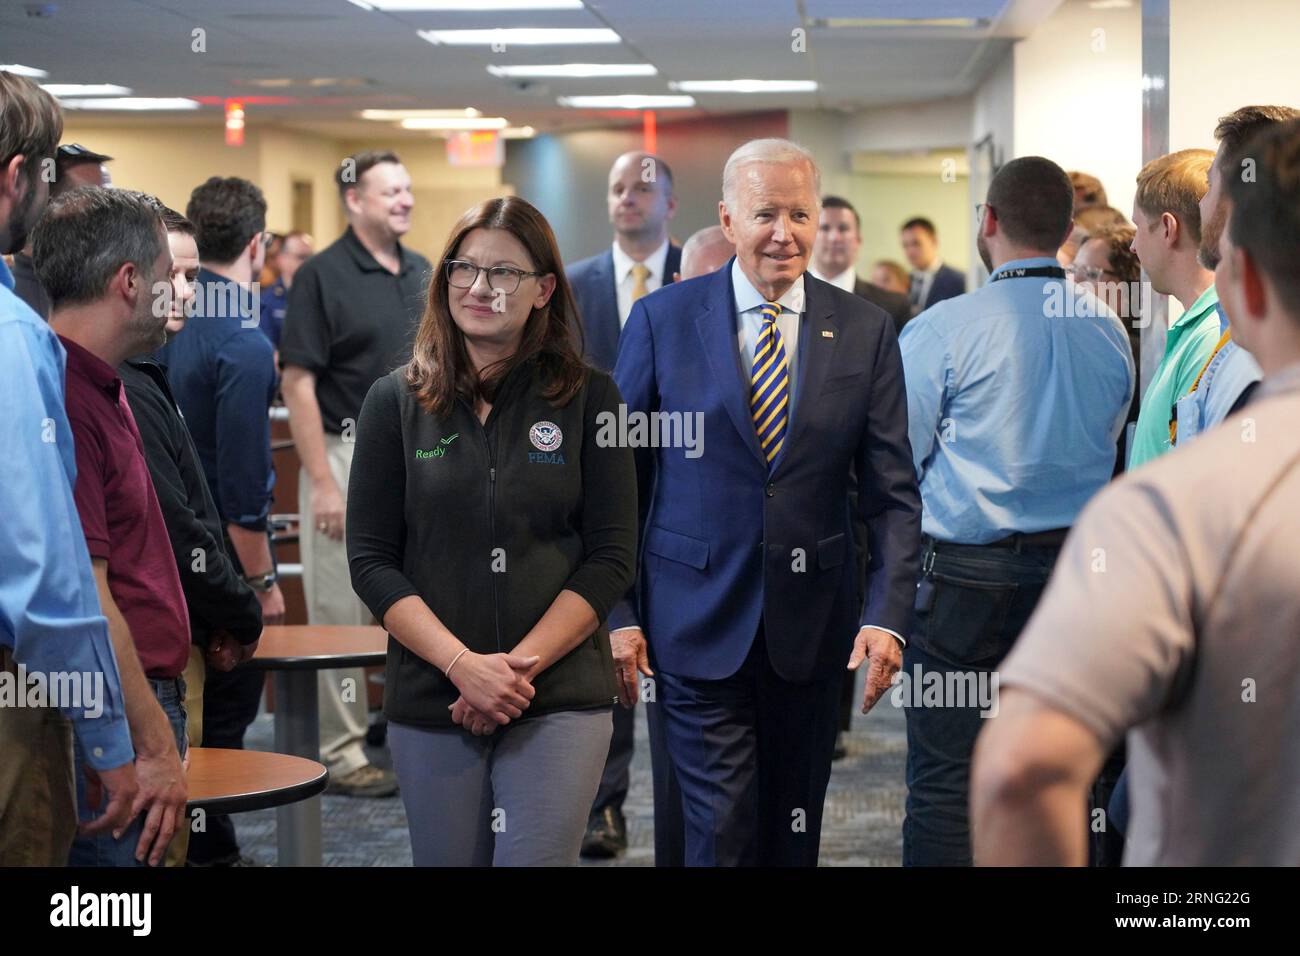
[902,539,1059,867]
[69,675,188,867]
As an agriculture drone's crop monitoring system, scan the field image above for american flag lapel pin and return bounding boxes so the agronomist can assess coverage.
[821,329,834,338]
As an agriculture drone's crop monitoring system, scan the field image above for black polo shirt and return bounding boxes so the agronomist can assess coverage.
[279,227,431,434]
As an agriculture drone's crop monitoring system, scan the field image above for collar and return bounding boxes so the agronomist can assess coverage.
[611,238,670,283]
[1255,361,1300,402]
[1173,284,1220,330]
[731,258,805,315]
[809,265,855,293]
[0,255,12,291]
[915,259,943,279]
[197,266,258,316]
[344,226,410,275]
[59,334,122,400]
[988,256,1059,280]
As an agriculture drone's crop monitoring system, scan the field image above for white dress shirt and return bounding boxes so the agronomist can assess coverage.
[809,265,856,293]
[732,259,803,412]
[909,259,944,313]
[612,238,670,329]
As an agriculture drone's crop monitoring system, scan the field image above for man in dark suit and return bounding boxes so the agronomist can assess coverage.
[901,216,966,315]
[567,151,682,372]
[567,151,680,858]
[611,138,922,866]
[811,195,911,335]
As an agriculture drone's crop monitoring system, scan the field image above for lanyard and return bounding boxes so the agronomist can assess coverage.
[1169,330,1233,444]
[988,266,1068,282]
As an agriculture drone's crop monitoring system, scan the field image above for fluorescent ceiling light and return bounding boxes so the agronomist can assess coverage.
[670,79,817,93]
[366,1,582,8]
[419,28,620,46]
[0,64,48,78]
[501,126,536,138]
[59,97,200,111]
[488,63,655,78]
[816,18,986,28]
[558,94,695,109]
[400,116,510,130]
[362,108,481,120]
[42,84,132,96]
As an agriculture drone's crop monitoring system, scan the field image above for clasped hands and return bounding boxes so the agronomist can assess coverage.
[447,650,540,736]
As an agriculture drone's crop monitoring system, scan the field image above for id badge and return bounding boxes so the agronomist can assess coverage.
[1174,393,1202,445]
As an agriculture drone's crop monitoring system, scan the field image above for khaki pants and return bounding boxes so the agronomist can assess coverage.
[166,645,206,867]
[300,432,372,777]
[0,647,77,866]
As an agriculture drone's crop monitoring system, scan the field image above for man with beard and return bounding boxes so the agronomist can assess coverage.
[35,186,191,866]
[0,69,138,867]
[1174,105,1298,446]
[897,156,1133,866]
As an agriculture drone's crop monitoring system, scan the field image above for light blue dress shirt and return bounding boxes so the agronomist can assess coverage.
[899,257,1134,544]
[0,257,132,770]
[1173,303,1263,445]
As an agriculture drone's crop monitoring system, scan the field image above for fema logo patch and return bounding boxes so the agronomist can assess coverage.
[529,421,563,453]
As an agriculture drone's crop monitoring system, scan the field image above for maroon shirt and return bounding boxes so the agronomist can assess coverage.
[61,335,190,678]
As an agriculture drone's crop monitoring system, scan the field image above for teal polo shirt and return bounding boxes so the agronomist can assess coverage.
[1128,285,1221,470]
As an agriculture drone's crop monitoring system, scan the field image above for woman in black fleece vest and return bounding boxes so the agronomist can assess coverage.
[347,196,637,866]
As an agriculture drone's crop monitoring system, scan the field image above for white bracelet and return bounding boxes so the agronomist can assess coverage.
[444,647,470,677]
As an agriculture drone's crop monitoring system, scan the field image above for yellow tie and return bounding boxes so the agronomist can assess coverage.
[630,263,651,302]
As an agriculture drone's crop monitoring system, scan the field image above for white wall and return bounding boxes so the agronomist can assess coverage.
[1169,0,1300,151]
[1012,0,1142,218]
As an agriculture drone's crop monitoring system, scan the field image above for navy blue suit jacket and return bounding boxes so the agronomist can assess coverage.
[610,261,921,683]
[568,244,682,371]
[922,263,966,310]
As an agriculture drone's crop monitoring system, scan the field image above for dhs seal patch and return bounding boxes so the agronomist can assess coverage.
[529,421,563,453]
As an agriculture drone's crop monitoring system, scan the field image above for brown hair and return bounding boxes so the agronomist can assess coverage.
[1080,224,1140,285]
[336,149,401,200]
[1227,119,1300,320]
[405,196,587,417]
[0,70,62,180]
[1134,149,1213,242]
[986,156,1074,250]
[1214,105,1300,171]
[1069,171,1108,208]
[1074,204,1129,234]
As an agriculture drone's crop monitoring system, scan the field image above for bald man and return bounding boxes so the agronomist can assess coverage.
[678,225,734,280]
[567,150,681,858]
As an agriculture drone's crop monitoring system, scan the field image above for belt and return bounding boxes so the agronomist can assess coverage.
[924,528,1070,552]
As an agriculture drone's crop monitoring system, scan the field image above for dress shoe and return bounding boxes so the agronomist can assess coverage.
[580,806,627,858]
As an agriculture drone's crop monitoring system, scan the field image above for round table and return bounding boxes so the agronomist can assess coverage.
[245,625,388,866]
[186,747,327,814]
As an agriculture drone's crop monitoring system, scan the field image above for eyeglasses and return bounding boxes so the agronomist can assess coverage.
[1066,263,1107,283]
[444,259,543,294]
[975,202,995,222]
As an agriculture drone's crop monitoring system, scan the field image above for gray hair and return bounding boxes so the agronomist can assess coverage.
[679,225,734,279]
[721,138,821,207]
[32,186,165,309]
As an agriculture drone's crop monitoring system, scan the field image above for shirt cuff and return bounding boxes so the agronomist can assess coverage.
[73,716,136,771]
[860,624,906,649]
[609,626,642,634]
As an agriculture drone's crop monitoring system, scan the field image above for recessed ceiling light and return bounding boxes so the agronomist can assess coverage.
[400,116,510,130]
[59,97,200,111]
[364,1,583,8]
[488,63,656,78]
[42,84,133,97]
[558,94,695,109]
[362,108,481,120]
[0,64,48,78]
[419,28,620,46]
[670,80,817,93]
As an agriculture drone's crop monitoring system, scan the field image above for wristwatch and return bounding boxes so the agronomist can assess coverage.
[244,570,278,592]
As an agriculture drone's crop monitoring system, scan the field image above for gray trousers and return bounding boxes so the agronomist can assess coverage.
[389,708,612,866]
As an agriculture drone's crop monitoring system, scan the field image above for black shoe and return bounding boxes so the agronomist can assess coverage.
[832,733,847,762]
[580,806,627,859]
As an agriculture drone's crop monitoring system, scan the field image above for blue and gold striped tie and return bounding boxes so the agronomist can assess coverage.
[750,301,790,466]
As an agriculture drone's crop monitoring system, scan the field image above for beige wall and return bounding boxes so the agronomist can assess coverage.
[1012,0,1142,220]
[58,121,506,261]
[1169,0,1300,152]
